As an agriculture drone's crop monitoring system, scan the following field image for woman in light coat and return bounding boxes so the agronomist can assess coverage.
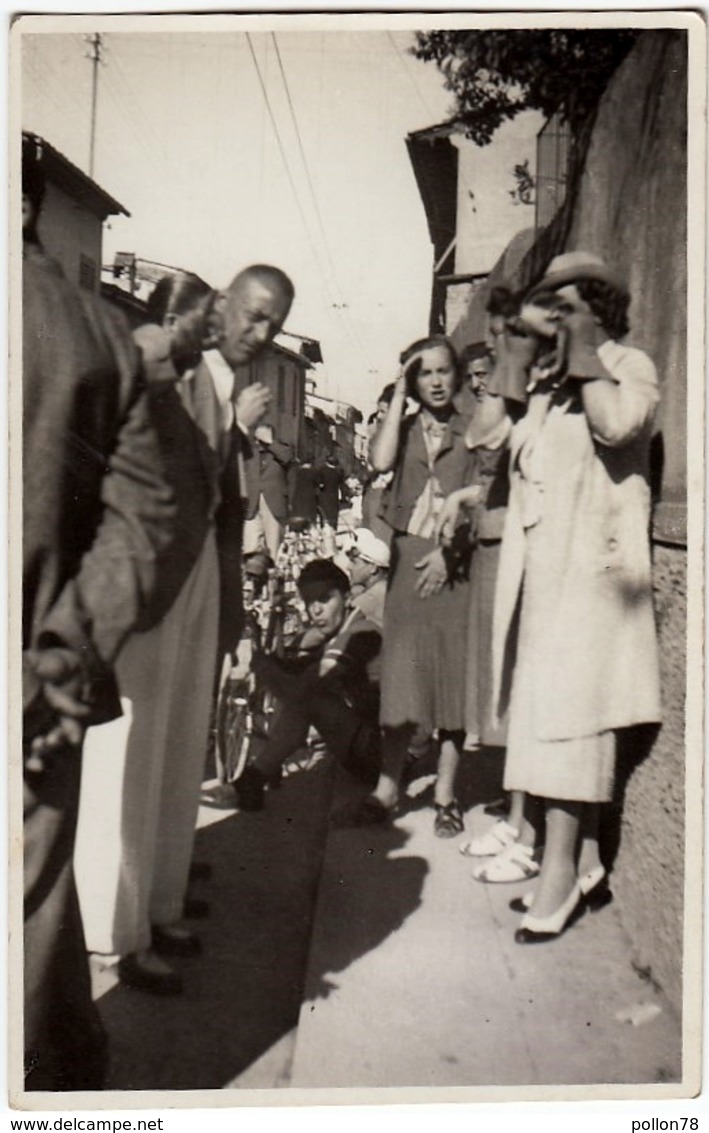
[470,253,660,940]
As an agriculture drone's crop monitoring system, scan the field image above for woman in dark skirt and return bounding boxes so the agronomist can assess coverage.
[346,336,475,836]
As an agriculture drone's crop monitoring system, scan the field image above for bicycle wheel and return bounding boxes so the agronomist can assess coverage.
[215,675,252,783]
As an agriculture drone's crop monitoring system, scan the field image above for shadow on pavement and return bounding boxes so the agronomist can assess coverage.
[303,820,429,1003]
[97,760,334,1091]
[297,745,506,1004]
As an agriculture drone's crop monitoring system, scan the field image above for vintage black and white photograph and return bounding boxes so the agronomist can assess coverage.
[11,9,703,1106]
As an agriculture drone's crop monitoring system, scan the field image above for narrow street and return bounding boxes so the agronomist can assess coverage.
[90,752,681,1093]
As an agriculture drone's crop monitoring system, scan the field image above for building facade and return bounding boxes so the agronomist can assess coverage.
[24,131,128,294]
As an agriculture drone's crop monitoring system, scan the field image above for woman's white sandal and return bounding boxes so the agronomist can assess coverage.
[471,841,539,883]
[460,819,519,858]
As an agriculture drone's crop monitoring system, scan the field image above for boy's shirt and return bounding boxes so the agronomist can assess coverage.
[293,605,381,716]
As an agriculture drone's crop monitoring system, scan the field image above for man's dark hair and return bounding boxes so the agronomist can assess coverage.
[146,273,212,325]
[460,341,493,366]
[576,278,630,341]
[297,558,350,597]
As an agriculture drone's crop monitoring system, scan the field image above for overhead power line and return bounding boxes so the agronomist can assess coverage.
[245,34,328,284]
[270,34,338,294]
[269,32,373,371]
[246,32,372,376]
[386,31,435,121]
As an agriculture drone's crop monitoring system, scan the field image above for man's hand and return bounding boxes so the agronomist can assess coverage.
[414,547,448,599]
[24,647,92,768]
[253,423,274,446]
[236,383,272,431]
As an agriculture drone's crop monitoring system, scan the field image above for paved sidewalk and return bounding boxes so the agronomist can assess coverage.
[89,752,682,1093]
[290,759,682,1091]
[90,762,333,1091]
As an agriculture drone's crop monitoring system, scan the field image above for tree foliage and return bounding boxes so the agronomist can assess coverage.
[412,30,639,145]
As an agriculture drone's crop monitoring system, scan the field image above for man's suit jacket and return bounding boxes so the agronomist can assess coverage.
[288,462,320,523]
[159,349,250,655]
[318,461,346,527]
[245,439,293,523]
[23,247,175,725]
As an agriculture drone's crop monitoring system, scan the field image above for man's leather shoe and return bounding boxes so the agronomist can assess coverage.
[151,924,202,958]
[118,952,183,996]
[233,765,266,811]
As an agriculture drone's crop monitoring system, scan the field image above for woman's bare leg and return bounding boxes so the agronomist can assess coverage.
[433,732,461,807]
[577,802,603,877]
[528,799,582,919]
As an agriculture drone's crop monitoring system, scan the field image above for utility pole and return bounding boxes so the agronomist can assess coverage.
[85,33,103,178]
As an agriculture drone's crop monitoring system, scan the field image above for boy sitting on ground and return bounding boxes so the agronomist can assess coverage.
[234,558,382,811]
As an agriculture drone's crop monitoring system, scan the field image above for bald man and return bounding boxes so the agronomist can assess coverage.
[75,265,294,995]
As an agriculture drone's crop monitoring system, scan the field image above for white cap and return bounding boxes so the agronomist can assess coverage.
[355,527,390,569]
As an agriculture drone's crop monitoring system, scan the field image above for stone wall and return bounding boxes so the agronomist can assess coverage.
[611,545,687,1012]
[567,31,689,1014]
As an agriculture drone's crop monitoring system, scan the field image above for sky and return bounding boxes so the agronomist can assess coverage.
[20,20,538,414]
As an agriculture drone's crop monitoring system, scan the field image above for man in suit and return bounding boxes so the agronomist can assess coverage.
[73,264,294,997]
[243,423,293,560]
[288,458,321,527]
[21,138,175,1090]
[318,449,347,529]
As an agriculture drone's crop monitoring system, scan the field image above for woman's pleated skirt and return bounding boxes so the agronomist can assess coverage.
[380,532,469,734]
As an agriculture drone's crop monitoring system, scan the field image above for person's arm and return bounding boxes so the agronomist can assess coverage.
[318,621,380,681]
[464,391,512,451]
[39,370,175,674]
[369,373,408,472]
[435,485,485,545]
[559,308,659,447]
[580,355,659,447]
[268,438,294,467]
[31,324,175,760]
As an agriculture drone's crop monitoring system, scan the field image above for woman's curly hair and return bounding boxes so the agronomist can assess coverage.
[575,278,630,341]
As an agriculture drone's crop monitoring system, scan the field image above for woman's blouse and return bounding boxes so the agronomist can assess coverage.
[406,412,449,538]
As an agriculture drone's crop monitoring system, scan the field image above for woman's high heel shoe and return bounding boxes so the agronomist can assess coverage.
[578,865,613,910]
[510,866,612,915]
[514,883,584,944]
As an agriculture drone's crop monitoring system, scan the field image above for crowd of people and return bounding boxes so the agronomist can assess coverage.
[21,129,661,1092]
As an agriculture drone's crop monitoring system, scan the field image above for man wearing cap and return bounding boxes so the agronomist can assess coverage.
[348,527,390,629]
[234,557,384,811]
[483,251,661,940]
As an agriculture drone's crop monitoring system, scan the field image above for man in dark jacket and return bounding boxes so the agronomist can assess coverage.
[21,139,174,1091]
[243,423,293,559]
[318,450,347,528]
[288,458,321,527]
